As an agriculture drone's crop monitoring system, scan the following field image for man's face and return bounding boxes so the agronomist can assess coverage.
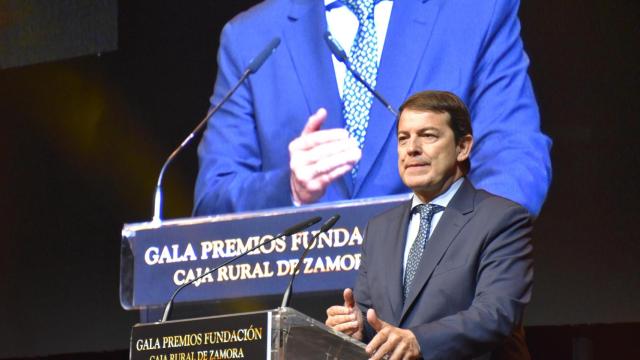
[397,109,472,200]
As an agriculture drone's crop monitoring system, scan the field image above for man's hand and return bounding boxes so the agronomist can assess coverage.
[366,309,421,360]
[325,288,364,340]
[289,108,361,204]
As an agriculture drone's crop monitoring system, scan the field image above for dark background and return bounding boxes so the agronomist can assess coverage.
[0,0,638,358]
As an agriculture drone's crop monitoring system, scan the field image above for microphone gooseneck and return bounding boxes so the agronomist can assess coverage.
[160,215,321,323]
[280,214,341,308]
[152,37,281,223]
[324,31,398,117]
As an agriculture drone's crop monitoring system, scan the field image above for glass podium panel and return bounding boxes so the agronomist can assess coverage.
[273,307,368,359]
[130,307,368,359]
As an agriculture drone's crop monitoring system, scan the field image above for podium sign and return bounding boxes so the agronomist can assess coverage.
[120,195,408,310]
[131,311,270,360]
[130,307,368,360]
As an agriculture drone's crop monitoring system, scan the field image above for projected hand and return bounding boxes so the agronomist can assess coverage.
[325,288,364,340]
[289,108,361,204]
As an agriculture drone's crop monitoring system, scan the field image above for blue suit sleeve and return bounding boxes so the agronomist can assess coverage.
[194,22,293,215]
[467,0,552,217]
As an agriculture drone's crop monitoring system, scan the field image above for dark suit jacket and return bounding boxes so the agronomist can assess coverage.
[354,178,533,359]
[194,0,551,216]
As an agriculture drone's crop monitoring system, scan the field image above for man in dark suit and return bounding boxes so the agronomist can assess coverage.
[326,91,533,359]
[194,0,552,217]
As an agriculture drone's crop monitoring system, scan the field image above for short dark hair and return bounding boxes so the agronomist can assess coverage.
[398,90,473,171]
[398,90,472,142]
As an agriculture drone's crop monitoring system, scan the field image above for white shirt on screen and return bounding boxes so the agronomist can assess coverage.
[324,0,394,97]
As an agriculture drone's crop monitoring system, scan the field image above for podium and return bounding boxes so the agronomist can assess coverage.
[130,307,368,359]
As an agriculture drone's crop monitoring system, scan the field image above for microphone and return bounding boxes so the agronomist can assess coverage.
[280,215,322,237]
[152,37,281,223]
[248,37,281,73]
[324,31,398,117]
[160,215,321,323]
[280,214,341,308]
[160,216,322,323]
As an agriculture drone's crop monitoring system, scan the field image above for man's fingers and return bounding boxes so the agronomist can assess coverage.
[363,312,420,360]
[388,340,408,360]
[290,128,351,152]
[326,305,352,316]
[370,337,398,360]
[303,147,360,178]
[325,313,357,327]
[333,320,360,334]
[300,108,328,135]
[290,136,361,164]
[325,301,361,336]
[292,150,360,187]
[343,288,355,308]
[291,137,360,170]
[301,108,327,135]
[366,310,393,355]
[326,163,357,180]
[289,113,361,205]
[367,308,385,332]
[366,330,387,358]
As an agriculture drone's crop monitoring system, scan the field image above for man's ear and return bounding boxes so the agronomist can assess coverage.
[456,134,473,162]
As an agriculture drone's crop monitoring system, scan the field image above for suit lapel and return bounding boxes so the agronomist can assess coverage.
[382,201,413,323]
[353,0,441,196]
[284,0,353,195]
[400,179,476,322]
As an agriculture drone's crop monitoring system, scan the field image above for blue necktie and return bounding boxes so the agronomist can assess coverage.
[341,0,378,177]
[403,204,445,302]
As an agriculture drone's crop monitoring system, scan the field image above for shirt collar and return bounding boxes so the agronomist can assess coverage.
[411,177,465,210]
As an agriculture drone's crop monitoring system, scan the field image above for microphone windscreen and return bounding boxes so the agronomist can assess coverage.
[320,214,340,232]
[282,216,322,236]
[247,37,281,73]
[324,32,348,63]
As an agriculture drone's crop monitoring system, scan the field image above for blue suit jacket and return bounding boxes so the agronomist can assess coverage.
[355,178,533,359]
[194,0,552,216]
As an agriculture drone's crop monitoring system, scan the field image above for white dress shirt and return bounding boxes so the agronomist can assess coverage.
[324,0,394,97]
[402,178,464,277]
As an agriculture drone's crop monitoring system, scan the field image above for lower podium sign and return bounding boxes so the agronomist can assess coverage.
[130,307,368,360]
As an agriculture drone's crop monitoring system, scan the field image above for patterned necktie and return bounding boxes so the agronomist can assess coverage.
[341,0,378,177]
[403,203,445,302]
